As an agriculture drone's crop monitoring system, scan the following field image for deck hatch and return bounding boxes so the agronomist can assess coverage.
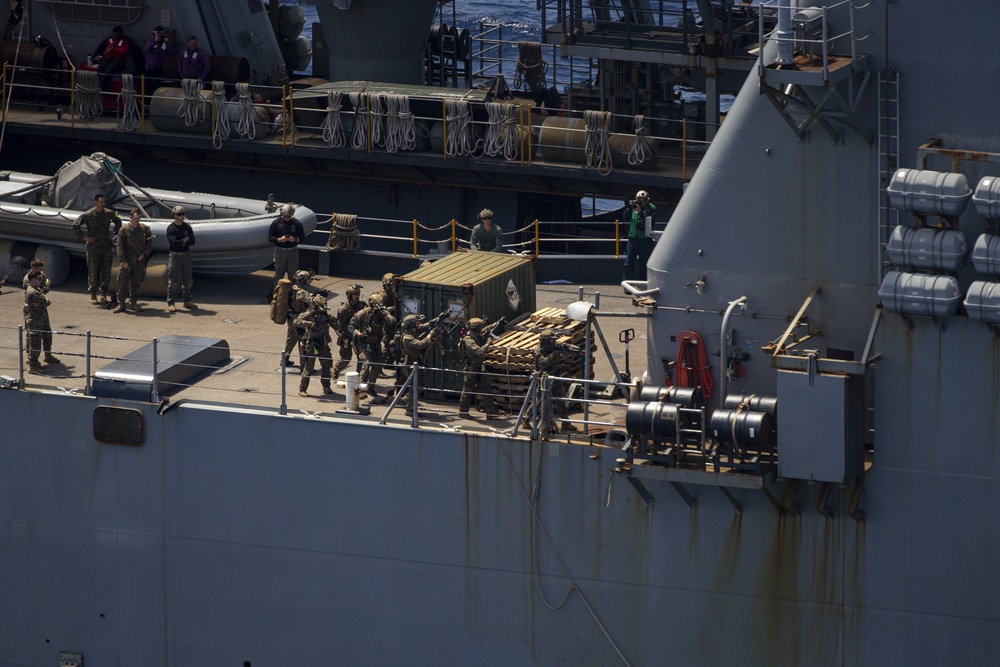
[93,406,144,446]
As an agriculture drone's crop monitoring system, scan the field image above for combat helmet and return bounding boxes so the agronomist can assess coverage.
[402,314,420,331]
[368,293,383,308]
[381,272,395,288]
[312,295,328,310]
[468,318,485,331]
[539,330,555,344]
[346,284,362,298]
[293,270,312,286]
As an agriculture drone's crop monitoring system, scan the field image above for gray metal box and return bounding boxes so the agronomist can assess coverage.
[777,370,864,484]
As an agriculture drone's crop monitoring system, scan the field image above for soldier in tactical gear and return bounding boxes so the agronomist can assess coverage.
[533,329,576,432]
[374,272,397,311]
[334,284,364,380]
[295,295,334,396]
[393,313,443,411]
[348,293,396,402]
[459,318,498,419]
[282,270,315,367]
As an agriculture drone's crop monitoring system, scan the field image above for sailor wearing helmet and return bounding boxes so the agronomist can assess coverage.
[282,270,315,367]
[295,295,334,397]
[470,208,503,252]
[622,189,659,281]
[333,284,365,380]
[458,318,499,419]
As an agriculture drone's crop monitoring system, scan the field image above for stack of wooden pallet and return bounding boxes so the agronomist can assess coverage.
[483,308,596,409]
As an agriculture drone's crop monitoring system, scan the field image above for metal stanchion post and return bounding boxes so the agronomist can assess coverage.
[85,330,92,395]
[280,351,287,415]
[411,362,419,428]
[151,337,159,403]
[17,324,24,389]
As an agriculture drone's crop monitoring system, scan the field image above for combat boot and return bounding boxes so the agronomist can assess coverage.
[131,301,143,313]
[322,382,333,395]
[183,301,198,310]
[113,303,126,313]
[99,294,109,304]
[89,291,98,304]
[43,353,60,364]
[28,359,47,374]
[167,303,176,313]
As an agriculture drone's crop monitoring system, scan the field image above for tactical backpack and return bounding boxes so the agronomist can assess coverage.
[270,278,293,324]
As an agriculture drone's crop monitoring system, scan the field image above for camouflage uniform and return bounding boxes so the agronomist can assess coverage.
[283,271,316,363]
[333,287,364,379]
[72,205,122,301]
[23,283,52,369]
[295,298,334,395]
[533,331,573,432]
[115,221,152,310]
[459,319,497,417]
[21,271,50,294]
[348,296,395,398]
[395,315,442,410]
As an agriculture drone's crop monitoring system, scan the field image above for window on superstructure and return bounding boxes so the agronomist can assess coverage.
[41,0,149,25]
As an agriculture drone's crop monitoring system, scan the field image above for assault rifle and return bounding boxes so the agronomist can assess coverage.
[486,317,506,340]
[425,309,451,334]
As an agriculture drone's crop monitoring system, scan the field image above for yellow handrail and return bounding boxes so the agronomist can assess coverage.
[534,218,540,256]
[412,219,418,258]
[289,85,296,148]
[451,218,457,252]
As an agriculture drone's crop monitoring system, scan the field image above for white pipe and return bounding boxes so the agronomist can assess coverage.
[621,280,660,297]
[776,1,795,65]
[345,371,360,411]
[719,296,748,404]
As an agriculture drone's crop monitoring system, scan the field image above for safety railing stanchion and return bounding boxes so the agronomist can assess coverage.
[85,330,92,395]
[280,351,287,415]
[413,219,419,257]
[70,69,76,128]
[441,98,447,159]
[682,118,688,181]
[534,219,540,256]
[151,337,159,403]
[290,85,297,147]
[141,75,145,135]
[411,362,420,428]
[615,218,620,258]
[451,218,457,252]
[17,325,24,389]
[1,64,6,122]
[281,84,288,148]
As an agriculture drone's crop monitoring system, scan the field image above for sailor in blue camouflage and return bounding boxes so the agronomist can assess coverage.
[113,208,152,313]
[72,193,122,303]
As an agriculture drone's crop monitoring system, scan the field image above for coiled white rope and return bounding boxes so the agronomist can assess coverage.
[584,109,612,175]
[513,41,548,93]
[483,101,521,161]
[178,78,207,127]
[384,94,416,153]
[211,81,230,149]
[349,91,370,150]
[320,90,346,148]
[628,114,654,166]
[118,73,141,132]
[445,99,477,157]
[234,82,257,141]
[74,70,103,119]
[369,92,387,148]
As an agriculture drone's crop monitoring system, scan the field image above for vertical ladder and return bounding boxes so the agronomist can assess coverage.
[877,70,901,276]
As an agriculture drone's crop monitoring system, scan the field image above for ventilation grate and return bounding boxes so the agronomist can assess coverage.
[93,406,144,446]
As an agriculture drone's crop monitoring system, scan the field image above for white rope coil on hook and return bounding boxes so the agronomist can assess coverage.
[74,70,103,119]
[483,101,521,161]
[445,99,478,157]
[369,92,388,148]
[211,80,230,149]
[178,78,207,127]
[513,41,547,93]
[320,90,346,148]
[118,73,141,132]
[349,91,370,150]
[384,94,416,153]
[234,82,257,140]
[584,109,612,175]
[628,114,653,166]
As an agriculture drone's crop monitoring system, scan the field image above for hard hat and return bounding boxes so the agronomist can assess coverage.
[402,314,419,330]
[293,270,312,285]
[171,205,186,216]
[479,208,494,219]
[346,284,361,297]
[280,203,295,217]
[635,190,648,200]
[539,330,555,341]
[468,318,485,330]
[312,295,328,309]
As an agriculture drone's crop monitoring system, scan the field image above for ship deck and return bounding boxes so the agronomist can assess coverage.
[0,264,640,440]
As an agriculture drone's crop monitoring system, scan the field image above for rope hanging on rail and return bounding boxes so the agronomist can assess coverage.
[178,78,206,127]
[234,82,257,140]
[118,73,141,132]
[369,92,387,149]
[74,70,103,119]
[483,101,521,161]
[513,41,547,93]
[321,90,346,148]
[349,91,370,150]
[628,114,654,166]
[384,94,416,153]
[583,109,612,175]
[445,99,477,157]
[327,213,360,252]
[211,81,230,149]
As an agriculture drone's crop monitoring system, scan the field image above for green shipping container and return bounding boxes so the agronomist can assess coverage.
[396,250,537,392]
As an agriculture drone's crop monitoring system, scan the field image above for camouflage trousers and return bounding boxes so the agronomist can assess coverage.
[25,317,52,361]
[356,339,383,393]
[333,339,360,377]
[299,340,333,391]
[86,245,114,296]
[116,262,146,305]
[166,251,193,304]
[460,364,496,414]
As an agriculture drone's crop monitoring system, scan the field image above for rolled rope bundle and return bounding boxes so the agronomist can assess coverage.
[211,80,231,149]
[349,91,370,150]
[321,90,346,148]
[234,82,257,140]
[384,94,416,153]
[327,213,360,252]
[118,73,141,132]
[584,109,611,174]
[445,99,477,157]
[513,41,547,93]
[369,92,388,149]
[179,78,207,127]
[74,69,103,119]
[628,114,654,166]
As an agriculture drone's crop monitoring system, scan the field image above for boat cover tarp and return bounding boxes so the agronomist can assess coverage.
[48,152,125,209]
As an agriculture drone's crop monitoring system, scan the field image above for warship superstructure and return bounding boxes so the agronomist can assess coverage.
[3,1,1000,666]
